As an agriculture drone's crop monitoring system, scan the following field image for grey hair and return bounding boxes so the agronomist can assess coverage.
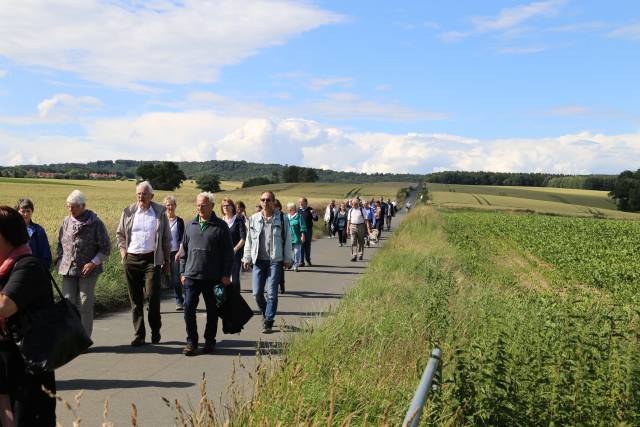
[136,180,154,194]
[163,195,177,206]
[197,192,215,204]
[66,190,86,206]
[286,202,296,210]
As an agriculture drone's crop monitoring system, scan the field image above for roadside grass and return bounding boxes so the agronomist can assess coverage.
[0,178,411,313]
[226,206,640,425]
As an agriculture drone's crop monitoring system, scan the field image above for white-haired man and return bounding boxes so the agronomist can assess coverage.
[179,192,234,356]
[116,181,171,346]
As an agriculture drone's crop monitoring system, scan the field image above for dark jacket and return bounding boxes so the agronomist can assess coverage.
[180,213,234,281]
[27,222,52,270]
[228,217,246,259]
[298,207,318,232]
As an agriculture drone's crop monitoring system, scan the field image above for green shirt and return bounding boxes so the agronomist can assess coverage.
[198,215,208,231]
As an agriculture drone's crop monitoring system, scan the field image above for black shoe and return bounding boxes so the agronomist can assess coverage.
[151,332,161,344]
[203,341,216,354]
[351,255,357,262]
[262,322,273,334]
[306,261,313,266]
[130,337,146,347]
[183,343,197,356]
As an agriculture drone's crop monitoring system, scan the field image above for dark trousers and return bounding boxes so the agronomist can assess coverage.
[337,227,347,244]
[376,218,384,235]
[124,252,162,339]
[183,277,218,345]
[301,231,312,264]
[13,370,56,427]
[170,250,184,305]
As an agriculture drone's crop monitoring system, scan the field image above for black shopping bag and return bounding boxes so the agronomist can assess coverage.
[218,290,254,334]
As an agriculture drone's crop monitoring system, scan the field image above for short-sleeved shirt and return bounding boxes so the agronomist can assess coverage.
[348,207,365,225]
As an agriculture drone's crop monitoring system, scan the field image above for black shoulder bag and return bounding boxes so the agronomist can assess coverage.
[10,271,93,374]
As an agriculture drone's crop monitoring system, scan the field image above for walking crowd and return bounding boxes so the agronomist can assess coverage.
[0,181,399,426]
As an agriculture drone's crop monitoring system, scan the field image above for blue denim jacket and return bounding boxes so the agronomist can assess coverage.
[242,210,293,265]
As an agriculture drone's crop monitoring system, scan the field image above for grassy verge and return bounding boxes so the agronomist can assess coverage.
[227,206,640,425]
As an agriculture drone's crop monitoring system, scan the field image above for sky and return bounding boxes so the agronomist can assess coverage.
[0,0,639,174]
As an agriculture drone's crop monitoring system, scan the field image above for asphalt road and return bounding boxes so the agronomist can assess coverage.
[55,199,414,426]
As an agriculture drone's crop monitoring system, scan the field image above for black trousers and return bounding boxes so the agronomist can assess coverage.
[301,231,312,264]
[13,370,56,427]
[124,252,162,339]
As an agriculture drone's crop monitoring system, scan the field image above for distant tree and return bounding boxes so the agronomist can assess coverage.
[13,167,27,178]
[196,174,221,193]
[136,161,186,191]
[299,168,319,182]
[271,170,280,183]
[242,177,272,188]
[610,169,640,212]
[281,166,300,182]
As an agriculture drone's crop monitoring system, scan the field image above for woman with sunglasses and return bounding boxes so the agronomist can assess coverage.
[221,198,246,296]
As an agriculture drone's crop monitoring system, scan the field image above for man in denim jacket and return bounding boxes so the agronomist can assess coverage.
[242,191,293,333]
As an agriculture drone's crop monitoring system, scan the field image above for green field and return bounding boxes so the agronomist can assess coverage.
[229,199,640,425]
[427,182,640,219]
[0,178,412,312]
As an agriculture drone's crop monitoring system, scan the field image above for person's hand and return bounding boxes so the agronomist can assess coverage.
[174,252,181,263]
[242,262,252,271]
[81,262,96,277]
[301,234,306,243]
[180,276,186,286]
[120,249,127,263]
[221,276,231,287]
[284,261,292,269]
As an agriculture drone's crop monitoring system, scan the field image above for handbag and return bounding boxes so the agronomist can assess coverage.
[10,271,93,374]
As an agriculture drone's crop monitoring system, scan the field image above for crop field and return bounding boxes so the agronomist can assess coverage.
[0,178,412,312]
[427,182,640,219]
[233,204,640,425]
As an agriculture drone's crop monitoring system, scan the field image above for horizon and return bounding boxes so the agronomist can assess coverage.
[1,1,639,174]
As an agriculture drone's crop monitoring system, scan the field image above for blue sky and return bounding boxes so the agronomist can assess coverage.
[0,0,639,174]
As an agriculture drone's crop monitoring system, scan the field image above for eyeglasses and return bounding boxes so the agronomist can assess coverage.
[222,204,232,208]
[260,198,272,202]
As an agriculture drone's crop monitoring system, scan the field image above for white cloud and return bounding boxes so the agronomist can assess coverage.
[496,45,547,54]
[0,0,342,88]
[0,69,7,78]
[309,77,353,90]
[545,105,590,116]
[37,94,102,118]
[471,0,565,32]
[2,110,640,175]
[608,23,640,41]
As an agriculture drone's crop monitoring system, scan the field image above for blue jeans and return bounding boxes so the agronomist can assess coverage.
[252,260,283,325]
[183,277,218,345]
[292,243,302,268]
[170,251,184,305]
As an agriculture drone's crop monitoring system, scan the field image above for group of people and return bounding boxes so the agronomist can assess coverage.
[0,182,401,425]
[323,197,397,261]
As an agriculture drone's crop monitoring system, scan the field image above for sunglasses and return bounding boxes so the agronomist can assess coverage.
[260,198,272,202]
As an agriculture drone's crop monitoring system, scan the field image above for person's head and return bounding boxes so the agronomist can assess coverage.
[136,181,154,208]
[330,199,335,207]
[164,195,177,217]
[235,201,246,216]
[15,198,34,226]
[274,199,282,211]
[221,198,236,217]
[339,202,346,211]
[196,192,215,220]
[286,202,296,215]
[255,204,262,213]
[66,190,87,218]
[260,191,275,214]
[298,197,308,209]
[364,200,370,208]
[351,199,359,208]
[0,206,29,258]
[376,200,381,207]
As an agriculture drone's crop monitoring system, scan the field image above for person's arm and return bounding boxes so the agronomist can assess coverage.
[180,229,189,275]
[242,217,253,266]
[233,220,246,253]
[116,210,127,261]
[56,222,64,268]
[161,214,171,266]
[37,225,53,270]
[311,208,318,221]
[0,294,17,318]
[84,219,111,277]
[283,216,293,267]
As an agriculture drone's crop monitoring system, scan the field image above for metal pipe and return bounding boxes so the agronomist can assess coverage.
[402,347,441,427]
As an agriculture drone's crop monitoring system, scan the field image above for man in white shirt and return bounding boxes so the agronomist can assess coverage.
[116,181,171,346]
[346,198,370,262]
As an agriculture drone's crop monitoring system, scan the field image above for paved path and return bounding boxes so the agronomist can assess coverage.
[56,200,414,426]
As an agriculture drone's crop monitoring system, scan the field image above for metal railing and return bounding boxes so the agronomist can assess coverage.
[402,347,441,427]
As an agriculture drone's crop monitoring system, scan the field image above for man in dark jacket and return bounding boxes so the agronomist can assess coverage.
[297,197,318,266]
[180,192,234,356]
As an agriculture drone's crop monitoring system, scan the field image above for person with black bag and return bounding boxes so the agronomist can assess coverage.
[0,206,56,426]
